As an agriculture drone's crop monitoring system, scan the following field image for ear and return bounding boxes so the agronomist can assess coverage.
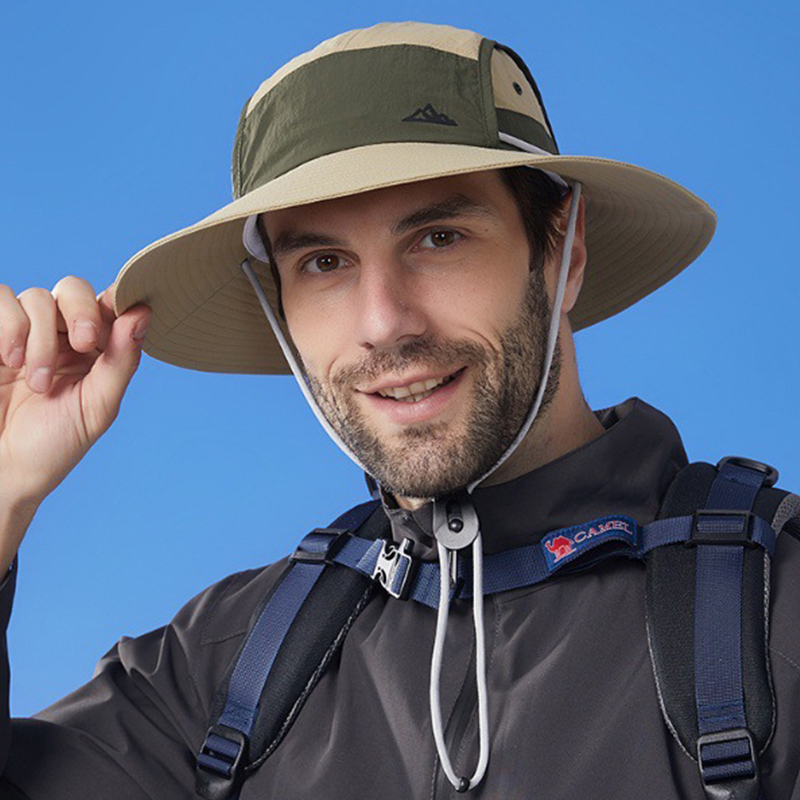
[556,193,587,315]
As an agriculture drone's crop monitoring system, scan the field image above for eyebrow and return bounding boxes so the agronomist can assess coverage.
[390,195,499,235]
[269,195,499,259]
[271,231,344,259]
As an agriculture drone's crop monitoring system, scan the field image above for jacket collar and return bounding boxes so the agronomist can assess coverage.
[381,397,688,560]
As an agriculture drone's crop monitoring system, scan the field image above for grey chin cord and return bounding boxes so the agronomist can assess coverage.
[429,181,582,792]
[240,178,583,794]
[430,534,488,793]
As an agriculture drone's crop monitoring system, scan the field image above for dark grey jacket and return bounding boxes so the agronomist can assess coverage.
[1,398,799,799]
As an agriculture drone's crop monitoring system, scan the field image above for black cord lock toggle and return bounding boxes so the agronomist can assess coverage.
[433,491,480,550]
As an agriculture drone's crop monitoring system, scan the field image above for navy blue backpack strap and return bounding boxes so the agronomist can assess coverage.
[645,457,798,800]
[196,499,384,800]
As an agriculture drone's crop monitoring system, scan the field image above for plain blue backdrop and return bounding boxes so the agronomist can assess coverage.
[1,1,797,715]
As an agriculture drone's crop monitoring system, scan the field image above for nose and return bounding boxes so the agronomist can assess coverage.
[354,260,428,351]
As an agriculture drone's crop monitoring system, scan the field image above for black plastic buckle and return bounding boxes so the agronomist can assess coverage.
[290,528,350,564]
[697,728,759,788]
[196,724,248,800]
[687,510,759,548]
[717,456,779,488]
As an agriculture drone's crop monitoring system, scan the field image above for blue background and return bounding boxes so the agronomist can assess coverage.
[1,1,797,715]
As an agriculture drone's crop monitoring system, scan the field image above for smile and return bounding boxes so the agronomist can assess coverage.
[374,369,464,403]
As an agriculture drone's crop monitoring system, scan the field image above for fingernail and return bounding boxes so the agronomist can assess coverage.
[8,346,24,369]
[29,367,52,393]
[73,320,98,347]
[132,316,151,342]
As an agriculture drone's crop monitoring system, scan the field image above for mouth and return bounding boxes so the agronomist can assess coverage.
[371,368,465,403]
[356,367,469,427]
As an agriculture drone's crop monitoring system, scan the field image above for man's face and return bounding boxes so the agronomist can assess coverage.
[261,170,561,499]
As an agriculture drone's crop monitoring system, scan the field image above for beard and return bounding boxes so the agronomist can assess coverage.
[304,266,562,499]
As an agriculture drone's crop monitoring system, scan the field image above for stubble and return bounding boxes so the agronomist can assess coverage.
[305,267,561,499]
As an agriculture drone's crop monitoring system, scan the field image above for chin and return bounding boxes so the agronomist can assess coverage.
[365,430,490,500]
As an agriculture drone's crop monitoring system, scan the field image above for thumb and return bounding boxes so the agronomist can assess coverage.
[80,305,151,438]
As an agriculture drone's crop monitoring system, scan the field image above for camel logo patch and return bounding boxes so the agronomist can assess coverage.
[541,518,638,571]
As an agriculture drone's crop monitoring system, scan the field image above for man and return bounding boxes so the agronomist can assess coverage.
[0,20,798,800]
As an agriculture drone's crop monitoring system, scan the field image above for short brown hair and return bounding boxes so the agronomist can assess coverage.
[497,166,566,273]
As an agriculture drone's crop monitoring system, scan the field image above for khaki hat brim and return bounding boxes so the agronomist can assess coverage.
[114,141,716,375]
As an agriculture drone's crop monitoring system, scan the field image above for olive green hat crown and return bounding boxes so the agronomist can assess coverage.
[231,23,559,200]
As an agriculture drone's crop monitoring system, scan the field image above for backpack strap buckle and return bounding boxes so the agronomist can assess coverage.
[196,724,248,800]
[688,510,759,548]
[697,728,759,789]
[372,538,416,599]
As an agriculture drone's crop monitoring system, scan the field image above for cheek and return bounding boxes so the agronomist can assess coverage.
[283,297,353,380]
[431,261,530,341]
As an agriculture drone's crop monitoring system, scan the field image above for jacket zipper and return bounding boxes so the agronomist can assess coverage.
[432,597,497,798]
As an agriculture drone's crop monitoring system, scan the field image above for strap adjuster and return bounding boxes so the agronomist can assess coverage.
[372,538,416,599]
[697,728,759,786]
[687,510,758,548]
[290,528,350,564]
[196,725,248,800]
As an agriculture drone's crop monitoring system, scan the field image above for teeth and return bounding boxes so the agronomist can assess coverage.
[397,387,436,403]
[377,373,455,401]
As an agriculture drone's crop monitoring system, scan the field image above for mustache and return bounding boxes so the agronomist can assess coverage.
[330,337,489,389]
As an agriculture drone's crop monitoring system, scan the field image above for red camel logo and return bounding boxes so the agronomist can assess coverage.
[545,535,575,562]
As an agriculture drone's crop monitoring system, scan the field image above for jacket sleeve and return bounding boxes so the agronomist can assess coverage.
[0,564,16,784]
[0,560,280,800]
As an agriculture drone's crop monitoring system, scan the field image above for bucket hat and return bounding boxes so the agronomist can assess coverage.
[114,21,716,375]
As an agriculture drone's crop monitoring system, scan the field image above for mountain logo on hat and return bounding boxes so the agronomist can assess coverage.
[402,103,458,126]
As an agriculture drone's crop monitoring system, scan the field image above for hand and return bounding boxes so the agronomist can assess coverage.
[0,276,150,570]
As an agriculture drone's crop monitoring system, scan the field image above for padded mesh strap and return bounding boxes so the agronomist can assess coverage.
[196,501,378,800]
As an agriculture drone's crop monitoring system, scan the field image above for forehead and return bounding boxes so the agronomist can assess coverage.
[260,169,515,234]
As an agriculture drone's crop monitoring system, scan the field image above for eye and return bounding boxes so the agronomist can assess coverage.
[418,229,462,249]
[302,253,345,273]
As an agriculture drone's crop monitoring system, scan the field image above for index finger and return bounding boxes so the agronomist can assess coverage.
[52,275,104,354]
